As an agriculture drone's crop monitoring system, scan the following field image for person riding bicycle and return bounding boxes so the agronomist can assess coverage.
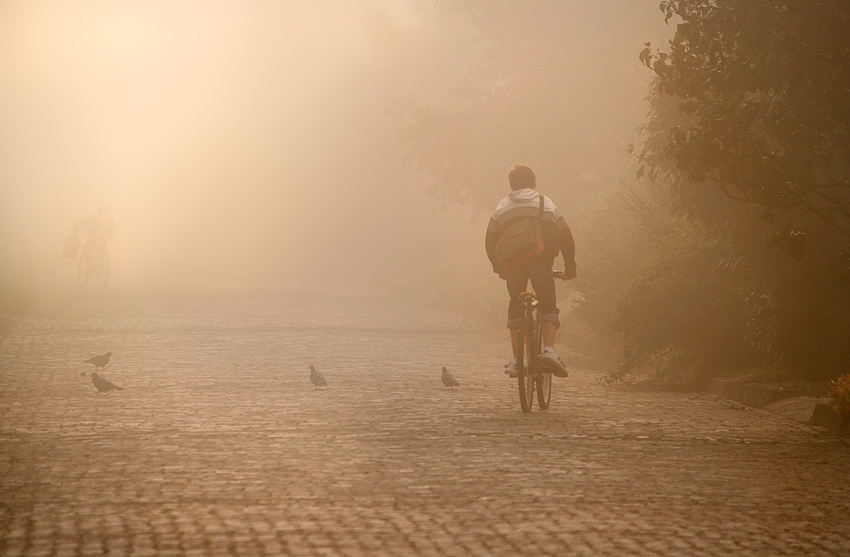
[74,207,114,260]
[485,164,576,378]
[72,207,115,274]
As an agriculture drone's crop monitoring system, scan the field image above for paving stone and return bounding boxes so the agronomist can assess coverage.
[0,289,849,556]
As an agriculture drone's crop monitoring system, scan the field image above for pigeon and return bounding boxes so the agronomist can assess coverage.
[91,372,123,393]
[441,366,460,389]
[309,365,327,389]
[84,352,112,369]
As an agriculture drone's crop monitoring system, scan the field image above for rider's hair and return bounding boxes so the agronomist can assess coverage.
[508,164,536,191]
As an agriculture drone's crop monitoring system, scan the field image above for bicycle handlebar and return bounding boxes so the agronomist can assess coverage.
[554,270,577,281]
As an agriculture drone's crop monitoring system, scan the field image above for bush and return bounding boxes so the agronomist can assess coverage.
[581,177,763,383]
[596,0,850,384]
[582,166,850,384]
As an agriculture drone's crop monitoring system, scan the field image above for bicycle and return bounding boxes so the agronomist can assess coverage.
[516,270,565,413]
[78,243,110,288]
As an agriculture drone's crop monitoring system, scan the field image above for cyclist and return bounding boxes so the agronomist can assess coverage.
[485,164,576,378]
[74,207,114,280]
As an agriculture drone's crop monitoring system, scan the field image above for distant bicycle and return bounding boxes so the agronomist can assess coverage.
[516,270,565,413]
[78,244,110,288]
[67,208,114,289]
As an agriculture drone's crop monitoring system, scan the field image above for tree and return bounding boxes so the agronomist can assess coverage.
[639,0,850,251]
[611,0,850,381]
[398,1,660,212]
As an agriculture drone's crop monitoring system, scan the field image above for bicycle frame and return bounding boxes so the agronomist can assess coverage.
[516,291,546,412]
[511,269,565,412]
[78,243,110,288]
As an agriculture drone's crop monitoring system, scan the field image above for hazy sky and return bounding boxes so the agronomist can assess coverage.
[0,1,668,291]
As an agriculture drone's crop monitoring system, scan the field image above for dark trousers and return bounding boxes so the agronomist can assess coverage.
[505,258,560,329]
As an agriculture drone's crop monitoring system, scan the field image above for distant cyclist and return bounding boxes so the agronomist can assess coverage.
[485,164,576,378]
[74,207,114,260]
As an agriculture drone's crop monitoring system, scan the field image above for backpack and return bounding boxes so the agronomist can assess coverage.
[494,194,545,273]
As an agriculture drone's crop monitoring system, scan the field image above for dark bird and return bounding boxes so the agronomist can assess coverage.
[84,352,112,369]
[441,366,460,389]
[91,372,123,393]
[309,365,327,389]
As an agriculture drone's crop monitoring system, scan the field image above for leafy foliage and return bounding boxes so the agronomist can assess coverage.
[590,0,850,383]
[586,169,850,382]
[640,0,850,244]
[397,2,658,212]
[827,374,850,418]
[582,173,766,382]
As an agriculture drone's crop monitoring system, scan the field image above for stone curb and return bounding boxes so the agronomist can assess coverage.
[708,378,848,435]
[808,402,850,435]
[707,378,786,408]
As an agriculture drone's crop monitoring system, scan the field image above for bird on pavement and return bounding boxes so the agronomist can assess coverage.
[91,372,123,393]
[84,352,112,369]
[441,367,460,389]
[309,365,327,389]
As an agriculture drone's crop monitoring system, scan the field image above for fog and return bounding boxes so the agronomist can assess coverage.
[0,0,667,301]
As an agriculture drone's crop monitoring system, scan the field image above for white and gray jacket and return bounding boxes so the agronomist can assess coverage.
[485,188,576,274]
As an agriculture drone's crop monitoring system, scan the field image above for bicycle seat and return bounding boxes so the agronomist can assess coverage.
[518,291,539,307]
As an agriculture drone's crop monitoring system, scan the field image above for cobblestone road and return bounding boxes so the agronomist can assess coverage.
[1,288,849,556]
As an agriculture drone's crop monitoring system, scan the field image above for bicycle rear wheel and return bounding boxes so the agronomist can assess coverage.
[536,368,552,410]
[78,256,89,287]
[532,318,550,409]
[95,252,110,288]
[517,323,535,413]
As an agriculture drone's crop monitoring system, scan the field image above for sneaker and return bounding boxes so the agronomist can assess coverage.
[541,351,569,378]
[504,360,518,378]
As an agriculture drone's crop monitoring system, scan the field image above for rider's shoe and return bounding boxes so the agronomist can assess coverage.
[541,350,569,378]
[504,360,518,378]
